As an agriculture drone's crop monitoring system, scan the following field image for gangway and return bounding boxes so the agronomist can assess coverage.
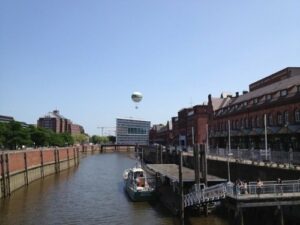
[184,179,300,208]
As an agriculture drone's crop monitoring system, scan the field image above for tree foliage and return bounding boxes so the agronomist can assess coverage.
[90,135,111,144]
[73,133,89,144]
[0,121,75,150]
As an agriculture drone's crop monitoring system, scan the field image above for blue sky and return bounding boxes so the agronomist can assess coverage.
[1,0,300,135]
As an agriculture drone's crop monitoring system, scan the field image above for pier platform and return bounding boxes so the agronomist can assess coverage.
[146,164,226,184]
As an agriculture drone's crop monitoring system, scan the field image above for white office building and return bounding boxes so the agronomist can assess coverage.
[116,118,151,145]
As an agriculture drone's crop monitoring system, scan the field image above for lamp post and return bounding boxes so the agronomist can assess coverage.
[227,152,233,182]
[227,120,232,182]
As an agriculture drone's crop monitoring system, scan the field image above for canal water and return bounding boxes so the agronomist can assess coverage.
[0,153,228,225]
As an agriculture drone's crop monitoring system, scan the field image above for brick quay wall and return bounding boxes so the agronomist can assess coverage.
[0,147,80,198]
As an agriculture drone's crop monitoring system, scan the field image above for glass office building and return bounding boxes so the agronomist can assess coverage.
[116,118,151,145]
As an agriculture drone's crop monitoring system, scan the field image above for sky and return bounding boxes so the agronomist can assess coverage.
[1,0,300,136]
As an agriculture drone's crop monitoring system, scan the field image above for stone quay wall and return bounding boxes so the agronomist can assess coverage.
[0,147,80,198]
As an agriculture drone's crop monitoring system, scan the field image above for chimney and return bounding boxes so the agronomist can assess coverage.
[243,90,248,95]
[236,92,239,97]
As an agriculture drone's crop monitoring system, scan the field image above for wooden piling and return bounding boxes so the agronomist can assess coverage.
[156,145,159,164]
[24,152,28,186]
[160,145,163,164]
[0,154,6,197]
[67,148,70,168]
[179,151,184,225]
[40,149,44,178]
[194,144,200,184]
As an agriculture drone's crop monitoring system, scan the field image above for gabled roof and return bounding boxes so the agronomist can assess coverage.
[231,75,300,105]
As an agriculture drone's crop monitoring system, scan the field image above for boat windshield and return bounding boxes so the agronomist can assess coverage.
[134,172,144,179]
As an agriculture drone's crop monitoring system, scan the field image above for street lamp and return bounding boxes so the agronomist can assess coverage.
[227,152,233,182]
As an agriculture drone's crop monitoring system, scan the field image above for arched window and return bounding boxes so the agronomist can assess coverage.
[277,112,283,125]
[256,116,261,127]
[295,109,300,123]
[268,114,273,126]
[284,111,289,125]
[245,118,249,128]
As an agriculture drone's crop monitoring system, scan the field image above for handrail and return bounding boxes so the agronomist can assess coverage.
[184,179,300,208]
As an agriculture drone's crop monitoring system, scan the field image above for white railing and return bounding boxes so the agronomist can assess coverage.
[184,180,300,208]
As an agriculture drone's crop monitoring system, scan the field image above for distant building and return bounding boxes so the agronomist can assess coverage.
[0,115,14,123]
[37,110,85,134]
[208,67,300,151]
[116,118,150,145]
[149,122,172,145]
[171,105,210,147]
[0,115,29,127]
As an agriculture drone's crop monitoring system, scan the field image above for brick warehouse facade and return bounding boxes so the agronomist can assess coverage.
[150,104,210,147]
[37,110,84,135]
[150,67,300,153]
[208,67,300,152]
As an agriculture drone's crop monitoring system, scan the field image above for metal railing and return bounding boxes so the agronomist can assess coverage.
[208,147,300,165]
[184,180,300,207]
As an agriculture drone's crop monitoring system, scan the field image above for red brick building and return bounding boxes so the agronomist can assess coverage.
[149,122,172,145]
[172,105,209,147]
[37,110,85,135]
[208,67,300,152]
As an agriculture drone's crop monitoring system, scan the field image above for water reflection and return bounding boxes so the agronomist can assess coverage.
[0,153,228,225]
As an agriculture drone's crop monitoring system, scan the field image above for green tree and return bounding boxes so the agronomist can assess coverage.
[0,123,7,149]
[61,133,74,146]
[73,133,89,144]
[108,135,116,143]
[28,125,51,147]
[4,121,31,149]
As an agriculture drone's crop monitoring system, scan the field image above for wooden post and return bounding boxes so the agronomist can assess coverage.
[156,145,159,164]
[67,148,70,168]
[200,144,208,216]
[279,206,284,225]
[76,147,80,164]
[160,145,163,164]
[194,144,200,184]
[40,149,44,179]
[239,209,244,225]
[73,147,76,165]
[24,152,28,186]
[200,144,208,186]
[0,154,7,197]
[179,151,184,225]
[5,154,10,196]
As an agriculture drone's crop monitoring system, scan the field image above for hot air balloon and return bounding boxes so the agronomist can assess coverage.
[131,92,143,109]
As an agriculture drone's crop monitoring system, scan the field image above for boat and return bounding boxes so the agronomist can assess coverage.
[123,165,154,201]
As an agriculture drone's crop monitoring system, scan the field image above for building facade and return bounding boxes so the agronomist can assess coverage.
[149,122,172,145]
[37,110,85,135]
[208,67,300,152]
[116,118,150,145]
[171,105,210,147]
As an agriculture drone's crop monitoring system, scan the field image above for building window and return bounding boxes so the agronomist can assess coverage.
[253,98,258,104]
[277,113,283,125]
[295,110,300,123]
[280,89,288,97]
[266,94,272,101]
[245,118,248,128]
[243,101,248,107]
[268,114,273,126]
[297,85,300,93]
[236,120,239,129]
[256,116,261,127]
[284,111,289,125]
[252,117,255,128]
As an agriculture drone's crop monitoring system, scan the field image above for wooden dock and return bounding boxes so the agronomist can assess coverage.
[146,164,226,184]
